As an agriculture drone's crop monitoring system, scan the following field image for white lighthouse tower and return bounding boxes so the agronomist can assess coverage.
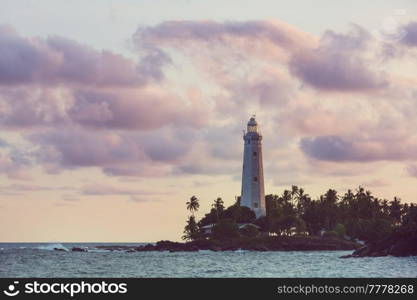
[240,116,266,217]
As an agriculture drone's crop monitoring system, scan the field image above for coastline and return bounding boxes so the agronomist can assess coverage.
[67,236,360,253]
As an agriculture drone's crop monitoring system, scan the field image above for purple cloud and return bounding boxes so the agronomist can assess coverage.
[300,136,355,161]
[290,26,388,91]
[402,22,417,47]
[0,139,33,179]
[300,135,417,162]
[27,127,200,176]
[0,25,165,87]
[68,88,207,130]
[134,20,310,50]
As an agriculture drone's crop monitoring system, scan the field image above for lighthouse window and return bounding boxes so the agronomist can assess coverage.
[253,151,257,157]
[254,176,258,182]
[254,202,259,208]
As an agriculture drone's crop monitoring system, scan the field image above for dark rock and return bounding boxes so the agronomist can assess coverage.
[369,251,387,257]
[71,247,87,252]
[53,248,66,252]
[389,236,417,256]
[139,244,156,251]
[210,246,222,252]
[90,236,362,254]
[95,245,135,251]
[345,233,417,258]
[352,246,370,257]
[155,240,184,251]
[339,254,353,258]
[222,246,239,251]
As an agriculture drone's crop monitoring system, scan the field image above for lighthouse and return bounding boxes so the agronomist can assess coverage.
[240,116,266,217]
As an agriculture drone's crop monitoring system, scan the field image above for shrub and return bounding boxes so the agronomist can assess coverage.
[211,219,239,240]
[333,223,346,237]
[239,224,260,238]
[323,230,339,239]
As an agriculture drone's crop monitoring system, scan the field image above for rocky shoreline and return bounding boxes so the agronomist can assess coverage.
[340,234,417,258]
[61,236,360,253]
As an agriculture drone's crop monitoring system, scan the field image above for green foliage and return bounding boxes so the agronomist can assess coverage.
[182,215,200,241]
[270,215,297,236]
[333,223,346,237]
[187,186,416,244]
[401,204,417,233]
[239,224,260,238]
[186,195,199,216]
[212,219,239,240]
[198,204,256,227]
[253,216,269,232]
[294,218,308,235]
[322,230,339,239]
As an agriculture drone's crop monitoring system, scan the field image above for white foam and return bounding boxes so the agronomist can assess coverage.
[198,250,213,253]
[36,243,69,251]
[234,249,248,253]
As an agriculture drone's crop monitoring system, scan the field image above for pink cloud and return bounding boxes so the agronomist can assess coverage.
[0,25,149,87]
[290,26,389,91]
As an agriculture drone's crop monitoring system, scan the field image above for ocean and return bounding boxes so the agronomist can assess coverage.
[1,243,417,278]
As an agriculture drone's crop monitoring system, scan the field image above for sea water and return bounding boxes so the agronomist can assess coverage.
[1,243,417,277]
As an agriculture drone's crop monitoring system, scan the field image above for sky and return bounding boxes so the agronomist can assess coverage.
[1,0,417,242]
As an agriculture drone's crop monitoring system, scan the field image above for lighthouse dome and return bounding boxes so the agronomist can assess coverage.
[247,117,257,126]
[247,116,259,133]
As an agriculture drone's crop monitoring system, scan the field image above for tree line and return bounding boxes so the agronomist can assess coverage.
[183,186,417,242]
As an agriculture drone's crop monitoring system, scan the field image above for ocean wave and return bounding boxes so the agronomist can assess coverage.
[234,249,248,253]
[86,248,112,253]
[198,250,213,254]
[36,243,69,251]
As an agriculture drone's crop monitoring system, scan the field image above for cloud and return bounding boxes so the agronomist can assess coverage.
[0,24,162,87]
[61,194,79,202]
[82,184,156,196]
[2,19,417,183]
[29,129,148,171]
[358,179,390,188]
[0,184,73,191]
[135,21,391,94]
[0,87,69,128]
[27,126,201,176]
[134,19,315,57]
[290,25,388,91]
[68,87,208,130]
[0,25,209,131]
[300,136,355,161]
[81,184,166,203]
[300,135,417,162]
[0,139,33,179]
[402,22,417,47]
[406,164,417,177]
[0,85,209,130]
[0,138,8,147]
[129,195,159,203]
[134,20,312,107]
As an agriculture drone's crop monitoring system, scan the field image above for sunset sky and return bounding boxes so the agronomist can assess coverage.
[1,0,417,242]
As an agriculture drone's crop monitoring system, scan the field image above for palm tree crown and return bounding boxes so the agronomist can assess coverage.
[186,195,200,216]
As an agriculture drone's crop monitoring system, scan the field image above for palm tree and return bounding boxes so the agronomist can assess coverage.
[389,197,402,225]
[212,197,224,221]
[186,195,200,217]
[182,215,199,241]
